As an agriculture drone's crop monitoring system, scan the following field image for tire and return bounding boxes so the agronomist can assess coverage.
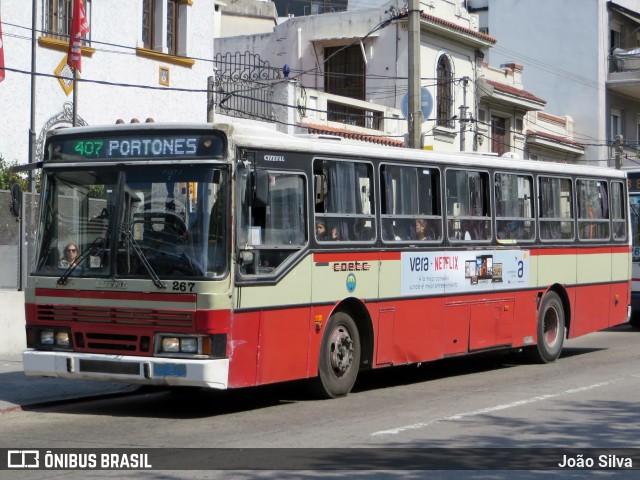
[528,291,565,364]
[312,312,361,399]
[629,311,640,329]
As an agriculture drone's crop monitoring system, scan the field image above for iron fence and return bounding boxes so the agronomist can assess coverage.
[0,190,40,290]
[213,52,281,122]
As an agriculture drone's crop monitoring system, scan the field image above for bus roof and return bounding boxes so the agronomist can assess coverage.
[45,121,626,180]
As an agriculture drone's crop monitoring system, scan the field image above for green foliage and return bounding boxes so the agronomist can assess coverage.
[0,154,38,192]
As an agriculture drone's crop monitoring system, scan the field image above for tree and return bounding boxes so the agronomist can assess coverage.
[0,154,29,191]
[0,154,40,192]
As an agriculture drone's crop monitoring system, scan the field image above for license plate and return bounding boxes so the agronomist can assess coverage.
[153,363,187,377]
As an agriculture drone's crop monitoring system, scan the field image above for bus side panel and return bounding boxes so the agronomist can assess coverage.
[256,307,312,385]
[611,247,632,327]
[228,312,260,388]
[573,284,611,337]
[573,248,612,337]
[375,306,396,366]
[390,297,446,364]
[609,281,630,326]
[443,302,469,356]
[468,298,514,351]
[535,247,577,336]
[511,290,538,348]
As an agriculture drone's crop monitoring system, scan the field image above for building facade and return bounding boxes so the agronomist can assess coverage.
[0,0,217,166]
[469,0,640,167]
[214,0,497,151]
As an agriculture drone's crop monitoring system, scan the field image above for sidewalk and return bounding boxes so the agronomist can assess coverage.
[0,355,137,412]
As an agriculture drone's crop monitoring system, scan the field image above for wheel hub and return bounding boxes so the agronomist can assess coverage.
[329,326,354,375]
[543,306,559,346]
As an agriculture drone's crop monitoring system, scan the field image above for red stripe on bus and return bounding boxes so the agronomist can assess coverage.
[530,246,630,256]
[313,252,401,262]
[35,288,196,303]
[313,247,628,262]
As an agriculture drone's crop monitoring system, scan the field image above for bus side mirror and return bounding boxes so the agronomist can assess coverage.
[253,170,269,207]
[10,184,21,218]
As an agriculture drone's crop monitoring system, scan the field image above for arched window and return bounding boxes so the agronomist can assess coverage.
[436,56,454,128]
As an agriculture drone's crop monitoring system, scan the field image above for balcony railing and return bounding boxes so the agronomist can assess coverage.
[610,48,640,72]
[327,101,383,130]
[303,90,403,136]
[303,5,347,16]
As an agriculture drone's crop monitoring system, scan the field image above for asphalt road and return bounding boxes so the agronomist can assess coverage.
[1,323,639,479]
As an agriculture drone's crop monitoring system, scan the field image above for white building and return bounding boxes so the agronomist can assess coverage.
[0,0,218,166]
[468,0,640,167]
[0,0,587,166]
[214,0,496,151]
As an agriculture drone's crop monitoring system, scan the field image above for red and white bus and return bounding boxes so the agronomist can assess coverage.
[22,121,631,398]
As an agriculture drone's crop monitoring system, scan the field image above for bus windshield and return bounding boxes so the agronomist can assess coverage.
[35,165,229,281]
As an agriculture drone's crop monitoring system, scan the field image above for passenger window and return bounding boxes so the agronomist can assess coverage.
[494,172,535,242]
[446,169,491,242]
[610,181,627,241]
[577,179,610,241]
[380,164,442,242]
[314,159,375,242]
[539,176,574,241]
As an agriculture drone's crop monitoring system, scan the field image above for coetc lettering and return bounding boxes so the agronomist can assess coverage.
[332,261,371,272]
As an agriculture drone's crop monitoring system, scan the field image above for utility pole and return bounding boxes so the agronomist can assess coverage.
[29,0,37,190]
[459,76,469,151]
[207,76,215,122]
[615,134,623,169]
[408,0,422,149]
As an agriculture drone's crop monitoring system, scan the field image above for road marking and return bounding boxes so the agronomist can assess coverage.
[371,379,618,436]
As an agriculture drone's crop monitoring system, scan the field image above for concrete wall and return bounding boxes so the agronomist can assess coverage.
[0,291,26,356]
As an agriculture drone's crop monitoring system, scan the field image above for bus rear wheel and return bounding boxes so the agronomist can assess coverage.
[528,291,565,363]
[312,312,361,399]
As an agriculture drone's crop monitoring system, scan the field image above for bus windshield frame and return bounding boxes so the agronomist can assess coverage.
[34,164,230,282]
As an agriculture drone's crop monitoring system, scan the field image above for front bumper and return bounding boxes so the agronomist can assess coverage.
[23,350,229,389]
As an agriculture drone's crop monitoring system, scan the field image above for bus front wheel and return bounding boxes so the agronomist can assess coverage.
[528,291,565,364]
[312,312,361,399]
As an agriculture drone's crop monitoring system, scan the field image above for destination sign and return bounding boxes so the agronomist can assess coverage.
[47,132,226,162]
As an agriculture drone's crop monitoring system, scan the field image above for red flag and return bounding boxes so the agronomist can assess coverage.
[67,0,90,72]
[0,15,5,83]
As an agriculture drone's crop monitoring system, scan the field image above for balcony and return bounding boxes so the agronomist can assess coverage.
[303,5,347,16]
[607,49,640,100]
[300,89,405,142]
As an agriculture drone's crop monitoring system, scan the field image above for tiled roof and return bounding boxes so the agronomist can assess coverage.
[484,79,546,105]
[526,129,585,150]
[300,122,405,148]
[418,11,497,44]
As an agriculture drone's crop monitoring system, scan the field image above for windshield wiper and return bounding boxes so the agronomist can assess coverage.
[120,227,166,289]
[57,236,104,285]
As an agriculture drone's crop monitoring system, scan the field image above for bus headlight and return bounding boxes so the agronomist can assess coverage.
[40,330,54,345]
[155,334,226,358]
[55,331,70,347]
[180,337,198,353]
[161,337,181,353]
[29,327,73,350]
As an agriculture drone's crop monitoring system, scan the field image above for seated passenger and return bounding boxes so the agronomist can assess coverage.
[415,219,433,241]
